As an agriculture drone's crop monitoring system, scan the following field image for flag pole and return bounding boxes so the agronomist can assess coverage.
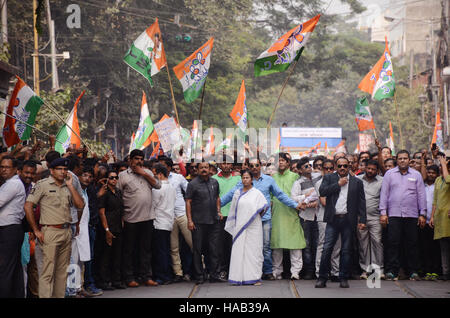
[393,92,404,149]
[166,62,180,124]
[267,58,300,129]
[372,128,378,140]
[0,110,64,145]
[43,101,93,153]
[198,79,207,120]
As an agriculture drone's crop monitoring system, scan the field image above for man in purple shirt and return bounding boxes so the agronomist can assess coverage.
[379,150,427,281]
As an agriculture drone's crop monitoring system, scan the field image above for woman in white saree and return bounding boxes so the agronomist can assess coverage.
[225,170,269,285]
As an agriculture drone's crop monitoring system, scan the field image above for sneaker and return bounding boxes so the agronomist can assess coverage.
[380,273,386,280]
[86,285,103,296]
[360,271,368,280]
[409,273,420,281]
[424,273,432,281]
[385,272,398,281]
[430,273,439,281]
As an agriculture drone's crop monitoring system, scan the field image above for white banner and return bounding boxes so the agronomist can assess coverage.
[359,133,374,152]
[153,117,180,153]
[281,127,342,138]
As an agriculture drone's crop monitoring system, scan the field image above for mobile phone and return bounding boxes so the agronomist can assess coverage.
[432,143,437,150]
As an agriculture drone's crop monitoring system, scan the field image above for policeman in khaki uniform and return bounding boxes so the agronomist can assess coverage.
[24,158,85,298]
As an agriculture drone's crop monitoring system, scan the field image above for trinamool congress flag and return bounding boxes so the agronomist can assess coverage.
[130,91,155,151]
[2,76,43,147]
[173,37,214,104]
[216,133,233,153]
[205,126,215,156]
[358,37,395,100]
[387,121,395,156]
[355,96,376,131]
[254,14,320,77]
[55,91,84,154]
[431,111,444,150]
[123,18,167,87]
[229,80,248,139]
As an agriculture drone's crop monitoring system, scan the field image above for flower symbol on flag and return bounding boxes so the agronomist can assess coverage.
[190,52,206,83]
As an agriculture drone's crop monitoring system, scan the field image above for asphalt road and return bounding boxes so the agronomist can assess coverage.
[98,278,450,298]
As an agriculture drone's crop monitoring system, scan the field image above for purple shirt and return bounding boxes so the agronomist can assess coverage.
[379,166,426,218]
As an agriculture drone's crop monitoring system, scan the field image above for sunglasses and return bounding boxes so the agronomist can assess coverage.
[302,164,311,169]
[250,164,260,168]
[323,166,334,171]
[108,176,119,180]
[337,164,348,168]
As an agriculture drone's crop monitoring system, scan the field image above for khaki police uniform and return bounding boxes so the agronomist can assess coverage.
[26,176,73,298]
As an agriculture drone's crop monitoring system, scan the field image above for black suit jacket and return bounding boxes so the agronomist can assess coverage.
[319,173,366,228]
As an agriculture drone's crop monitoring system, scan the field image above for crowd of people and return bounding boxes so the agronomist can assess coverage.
[0,136,449,298]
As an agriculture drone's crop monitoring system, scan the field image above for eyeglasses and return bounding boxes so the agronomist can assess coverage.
[323,166,334,171]
[302,164,311,169]
[108,176,119,180]
[337,164,348,168]
[249,164,260,168]
[0,165,13,169]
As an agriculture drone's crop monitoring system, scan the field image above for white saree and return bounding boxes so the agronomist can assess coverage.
[225,187,269,285]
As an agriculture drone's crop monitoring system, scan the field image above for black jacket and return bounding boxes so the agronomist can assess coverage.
[319,173,366,228]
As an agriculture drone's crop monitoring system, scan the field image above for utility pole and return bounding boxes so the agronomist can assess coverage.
[409,49,414,89]
[1,0,7,44]
[431,19,440,118]
[45,0,59,91]
[33,0,40,95]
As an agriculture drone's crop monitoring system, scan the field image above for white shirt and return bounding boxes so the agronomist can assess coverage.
[151,180,176,231]
[0,175,26,226]
[168,172,188,218]
[335,174,349,215]
[424,183,435,223]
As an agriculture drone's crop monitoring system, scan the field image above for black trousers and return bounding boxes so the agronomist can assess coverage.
[100,231,123,284]
[385,217,420,276]
[418,224,442,274]
[152,229,172,282]
[192,222,221,280]
[0,224,25,298]
[218,217,233,274]
[122,220,154,283]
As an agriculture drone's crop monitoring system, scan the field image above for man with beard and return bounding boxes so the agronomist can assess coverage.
[356,160,384,280]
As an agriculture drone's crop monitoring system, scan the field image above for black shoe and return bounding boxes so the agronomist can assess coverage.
[340,279,349,288]
[98,282,114,291]
[330,275,340,282]
[173,275,183,283]
[262,274,275,281]
[195,278,205,285]
[210,276,227,283]
[302,272,315,280]
[315,279,327,288]
[112,282,126,289]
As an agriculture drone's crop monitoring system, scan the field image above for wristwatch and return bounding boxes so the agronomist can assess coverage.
[105,227,110,232]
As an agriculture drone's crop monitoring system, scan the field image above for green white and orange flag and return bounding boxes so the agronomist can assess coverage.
[129,132,136,154]
[205,126,215,156]
[254,14,320,77]
[55,90,84,154]
[358,36,395,101]
[431,111,444,150]
[229,80,248,139]
[387,121,395,155]
[123,18,167,87]
[355,97,376,131]
[173,37,214,104]
[216,133,233,153]
[130,91,155,151]
[2,76,44,147]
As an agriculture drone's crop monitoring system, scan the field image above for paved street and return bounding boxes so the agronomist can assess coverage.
[98,279,450,298]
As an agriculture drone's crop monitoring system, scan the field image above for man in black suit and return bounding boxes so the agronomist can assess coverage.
[315,157,366,288]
